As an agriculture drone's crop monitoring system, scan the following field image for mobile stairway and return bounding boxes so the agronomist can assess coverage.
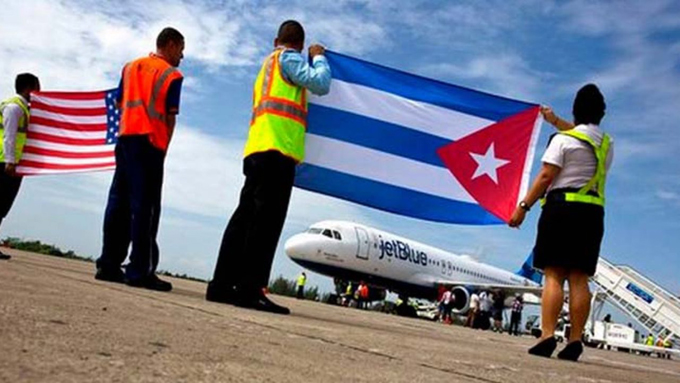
[590,257,680,347]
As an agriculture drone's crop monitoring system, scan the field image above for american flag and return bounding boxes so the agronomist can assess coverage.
[17,90,119,175]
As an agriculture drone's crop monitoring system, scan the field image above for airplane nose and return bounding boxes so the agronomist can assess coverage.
[284,235,308,258]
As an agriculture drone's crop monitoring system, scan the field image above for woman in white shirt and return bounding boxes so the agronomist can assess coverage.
[508,84,613,362]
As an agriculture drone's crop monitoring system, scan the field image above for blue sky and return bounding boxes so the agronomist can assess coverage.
[1,0,679,297]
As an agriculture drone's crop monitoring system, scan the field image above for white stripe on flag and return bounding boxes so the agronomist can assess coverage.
[30,124,107,139]
[304,134,475,203]
[310,79,494,141]
[16,166,115,175]
[20,153,116,166]
[31,95,105,109]
[31,109,108,124]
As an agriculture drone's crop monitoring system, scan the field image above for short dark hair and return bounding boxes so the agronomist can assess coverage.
[156,27,184,49]
[15,73,40,94]
[572,83,606,125]
[277,20,305,45]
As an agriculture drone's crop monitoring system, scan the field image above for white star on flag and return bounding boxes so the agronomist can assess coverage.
[469,143,510,184]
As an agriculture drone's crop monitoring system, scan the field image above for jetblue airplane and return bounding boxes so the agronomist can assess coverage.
[284,220,543,313]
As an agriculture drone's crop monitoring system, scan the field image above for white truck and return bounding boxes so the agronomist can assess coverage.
[584,321,679,359]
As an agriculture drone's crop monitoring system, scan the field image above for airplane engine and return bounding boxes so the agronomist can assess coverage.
[450,286,471,314]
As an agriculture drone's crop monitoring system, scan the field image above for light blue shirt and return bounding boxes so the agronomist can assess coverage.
[278,49,331,96]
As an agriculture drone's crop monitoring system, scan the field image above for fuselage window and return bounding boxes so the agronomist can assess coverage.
[333,231,342,240]
[322,229,333,238]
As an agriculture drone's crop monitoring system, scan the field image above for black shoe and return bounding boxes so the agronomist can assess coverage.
[0,253,10,260]
[528,337,557,358]
[557,341,583,362]
[206,283,238,304]
[235,291,290,315]
[126,274,172,292]
[95,267,125,283]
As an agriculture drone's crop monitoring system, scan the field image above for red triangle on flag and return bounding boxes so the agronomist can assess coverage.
[436,106,540,222]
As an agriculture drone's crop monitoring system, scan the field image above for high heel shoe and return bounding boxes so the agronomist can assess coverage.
[528,336,557,358]
[557,341,583,361]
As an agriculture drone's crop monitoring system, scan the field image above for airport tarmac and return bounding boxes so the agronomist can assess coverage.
[1,250,678,383]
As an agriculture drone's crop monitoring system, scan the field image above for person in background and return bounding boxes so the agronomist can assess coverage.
[478,291,492,330]
[466,292,479,328]
[510,84,613,362]
[439,288,453,324]
[491,291,505,333]
[509,294,524,336]
[0,73,40,260]
[206,20,331,315]
[296,271,306,299]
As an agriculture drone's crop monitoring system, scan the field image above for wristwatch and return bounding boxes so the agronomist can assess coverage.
[519,201,531,212]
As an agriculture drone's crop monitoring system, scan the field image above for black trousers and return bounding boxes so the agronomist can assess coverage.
[510,312,522,335]
[210,151,296,294]
[0,163,22,221]
[97,136,165,280]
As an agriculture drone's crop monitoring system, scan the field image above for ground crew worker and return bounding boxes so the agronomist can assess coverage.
[206,20,331,314]
[296,271,306,299]
[0,73,40,260]
[95,27,184,291]
[511,84,613,362]
[645,334,654,346]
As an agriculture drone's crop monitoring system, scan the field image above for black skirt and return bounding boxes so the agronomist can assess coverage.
[533,194,605,276]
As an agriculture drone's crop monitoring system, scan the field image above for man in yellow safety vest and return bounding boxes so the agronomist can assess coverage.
[207,20,331,314]
[296,272,307,299]
[0,73,40,260]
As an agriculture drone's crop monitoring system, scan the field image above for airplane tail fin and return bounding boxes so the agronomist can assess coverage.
[516,251,543,285]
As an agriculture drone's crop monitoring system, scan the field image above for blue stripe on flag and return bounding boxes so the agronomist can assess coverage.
[308,104,450,168]
[325,51,536,122]
[295,164,502,225]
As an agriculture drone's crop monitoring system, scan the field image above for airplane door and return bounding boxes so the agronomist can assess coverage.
[355,227,370,260]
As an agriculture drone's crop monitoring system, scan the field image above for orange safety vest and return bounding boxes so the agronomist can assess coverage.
[119,54,183,151]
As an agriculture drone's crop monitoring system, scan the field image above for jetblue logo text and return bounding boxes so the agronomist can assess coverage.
[378,238,428,267]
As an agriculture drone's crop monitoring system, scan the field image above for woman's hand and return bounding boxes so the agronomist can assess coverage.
[508,206,526,228]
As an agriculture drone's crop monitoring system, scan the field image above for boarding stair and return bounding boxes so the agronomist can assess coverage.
[590,257,680,345]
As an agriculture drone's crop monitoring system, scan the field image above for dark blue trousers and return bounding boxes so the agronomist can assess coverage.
[97,135,165,280]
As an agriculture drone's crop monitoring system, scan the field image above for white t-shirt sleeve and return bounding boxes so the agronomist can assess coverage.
[541,135,567,168]
[2,103,22,164]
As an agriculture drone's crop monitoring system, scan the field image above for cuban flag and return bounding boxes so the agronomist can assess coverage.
[295,51,542,224]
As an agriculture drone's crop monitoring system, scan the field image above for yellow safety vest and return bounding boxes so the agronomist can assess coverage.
[542,129,611,207]
[297,274,306,287]
[244,49,308,162]
[0,96,30,163]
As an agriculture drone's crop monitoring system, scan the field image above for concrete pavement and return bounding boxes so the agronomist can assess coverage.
[1,249,678,382]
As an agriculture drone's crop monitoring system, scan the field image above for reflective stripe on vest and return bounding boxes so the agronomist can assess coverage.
[0,96,30,162]
[119,55,182,151]
[243,49,308,162]
[542,130,611,207]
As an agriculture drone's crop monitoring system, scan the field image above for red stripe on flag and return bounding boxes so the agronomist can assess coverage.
[31,101,108,116]
[32,91,107,100]
[22,146,114,159]
[27,132,107,146]
[31,116,107,132]
[18,160,116,171]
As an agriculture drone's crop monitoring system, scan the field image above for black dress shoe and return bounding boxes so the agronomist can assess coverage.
[126,274,172,292]
[557,341,583,361]
[95,267,125,283]
[206,284,238,304]
[0,252,11,260]
[528,336,557,358]
[235,292,290,315]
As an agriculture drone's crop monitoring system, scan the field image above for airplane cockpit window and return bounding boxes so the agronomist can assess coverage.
[308,228,323,234]
[333,231,342,240]
[322,229,333,238]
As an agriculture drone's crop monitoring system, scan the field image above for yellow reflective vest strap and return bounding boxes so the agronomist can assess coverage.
[0,96,30,163]
[243,49,308,163]
[540,130,611,207]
